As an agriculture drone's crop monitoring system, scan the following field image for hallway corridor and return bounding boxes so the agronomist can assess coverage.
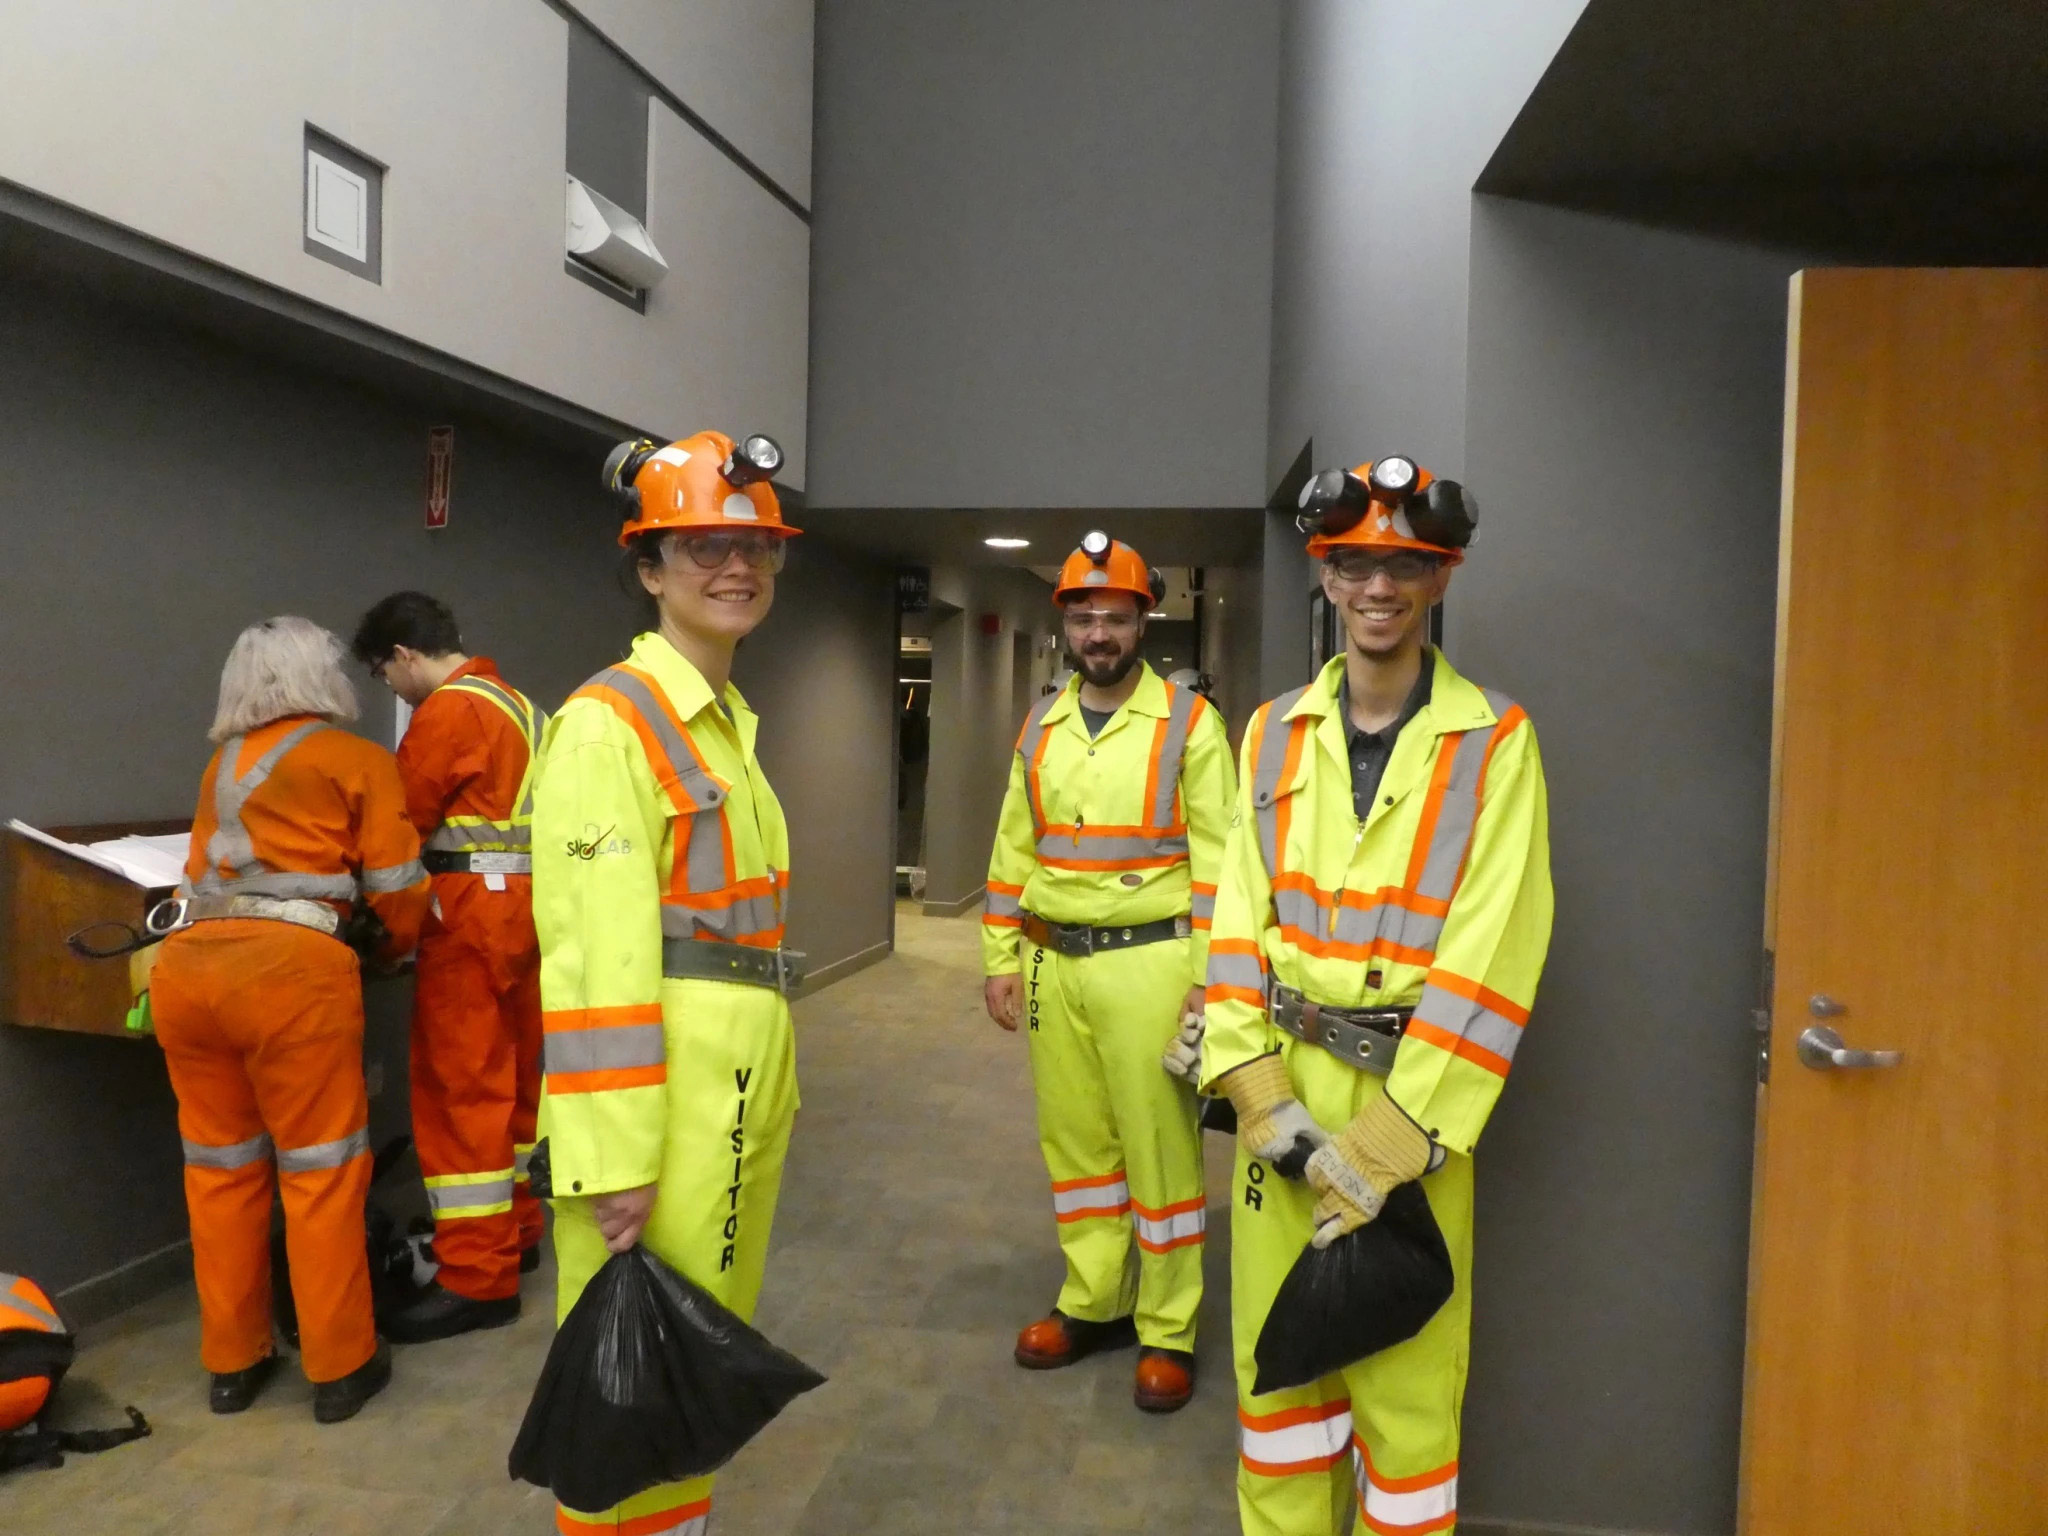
[3,907,1244,1535]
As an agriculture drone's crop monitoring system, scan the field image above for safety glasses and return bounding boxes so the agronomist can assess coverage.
[1325,549,1442,585]
[1062,608,1140,636]
[666,530,789,573]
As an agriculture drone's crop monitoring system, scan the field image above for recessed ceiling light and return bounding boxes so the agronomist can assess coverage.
[1147,610,1167,618]
[984,536,1030,549]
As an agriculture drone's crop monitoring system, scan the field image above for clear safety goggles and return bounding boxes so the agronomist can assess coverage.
[1324,549,1443,585]
[664,530,789,573]
[1062,608,1141,636]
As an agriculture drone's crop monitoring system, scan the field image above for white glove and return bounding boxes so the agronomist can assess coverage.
[1161,1008,1205,1083]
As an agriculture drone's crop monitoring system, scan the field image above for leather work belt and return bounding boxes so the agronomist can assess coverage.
[661,936,808,995]
[1270,984,1412,1076]
[148,893,342,939]
[423,851,533,876]
[1020,911,1192,958]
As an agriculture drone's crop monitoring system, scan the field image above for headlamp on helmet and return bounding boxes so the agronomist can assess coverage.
[1296,452,1478,555]
[1080,528,1112,561]
[722,433,783,488]
[603,438,661,509]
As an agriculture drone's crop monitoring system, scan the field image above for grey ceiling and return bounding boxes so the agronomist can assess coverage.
[1479,0,2048,260]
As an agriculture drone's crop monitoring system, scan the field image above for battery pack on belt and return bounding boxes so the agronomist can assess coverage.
[1270,984,1413,1076]
[660,936,807,995]
[1019,912,1191,958]
[422,851,533,876]
[148,893,342,939]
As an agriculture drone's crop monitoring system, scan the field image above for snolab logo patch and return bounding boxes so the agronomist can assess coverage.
[568,823,634,860]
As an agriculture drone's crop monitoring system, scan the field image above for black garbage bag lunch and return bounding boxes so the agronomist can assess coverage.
[1252,1180,1456,1396]
[509,1245,825,1513]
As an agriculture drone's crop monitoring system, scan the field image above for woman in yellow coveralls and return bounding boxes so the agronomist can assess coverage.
[530,430,802,1536]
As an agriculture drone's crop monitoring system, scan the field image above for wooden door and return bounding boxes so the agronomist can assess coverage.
[1741,269,2048,1532]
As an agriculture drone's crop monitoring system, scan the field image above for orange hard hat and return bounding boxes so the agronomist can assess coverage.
[1053,531,1163,607]
[1296,455,1476,566]
[604,430,800,547]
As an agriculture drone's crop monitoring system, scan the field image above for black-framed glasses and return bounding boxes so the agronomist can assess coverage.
[1325,549,1442,585]
[667,531,788,573]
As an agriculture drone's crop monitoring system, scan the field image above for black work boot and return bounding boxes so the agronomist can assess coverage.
[209,1352,281,1414]
[312,1340,392,1424]
[380,1281,520,1345]
[518,1245,542,1276]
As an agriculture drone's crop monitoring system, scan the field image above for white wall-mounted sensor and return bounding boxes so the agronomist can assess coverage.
[565,175,668,292]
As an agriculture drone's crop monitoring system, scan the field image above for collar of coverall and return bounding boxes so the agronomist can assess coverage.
[1284,648,1497,739]
[436,656,500,688]
[1039,660,1171,735]
[629,630,760,755]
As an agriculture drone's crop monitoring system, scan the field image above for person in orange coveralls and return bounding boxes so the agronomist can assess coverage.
[351,591,547,1343]
[149,616,429,1423]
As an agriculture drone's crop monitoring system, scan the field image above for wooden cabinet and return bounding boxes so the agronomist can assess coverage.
[0,820,187,1038]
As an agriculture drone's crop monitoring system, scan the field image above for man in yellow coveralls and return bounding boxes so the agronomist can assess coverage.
[982,531,1236,1412]
[1201,456,1553,1534]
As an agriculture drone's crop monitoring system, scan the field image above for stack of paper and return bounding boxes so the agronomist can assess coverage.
[6,820,189,889]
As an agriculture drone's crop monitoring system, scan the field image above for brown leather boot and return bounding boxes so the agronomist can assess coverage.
[1013,1309,1137,1369]
[1133,1346,1195,1412]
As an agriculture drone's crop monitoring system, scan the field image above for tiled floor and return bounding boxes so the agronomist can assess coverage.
[4,907,1244,1535]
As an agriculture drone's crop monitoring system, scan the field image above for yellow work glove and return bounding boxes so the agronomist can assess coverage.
[1160,1006,1205,1083]
[1215,1053,1329,1178]
[1304,1090,1446,1248]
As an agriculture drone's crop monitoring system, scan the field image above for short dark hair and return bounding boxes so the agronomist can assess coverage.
[351,591,463,667]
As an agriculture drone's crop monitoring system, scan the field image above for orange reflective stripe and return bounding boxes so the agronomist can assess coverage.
[1403,1017,1512,1078]
[544,1064,668,1095]
[1402,731,1464,892]
[557,1496,711,1536]
[543,1003,662,1032]
[1237,1398,1354,1476]
[1139,716,1171,832]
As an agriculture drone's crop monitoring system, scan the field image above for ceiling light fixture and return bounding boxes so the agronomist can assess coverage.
[984,536,1030,549]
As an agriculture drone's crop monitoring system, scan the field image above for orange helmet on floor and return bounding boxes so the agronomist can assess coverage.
[603,430,800,547]
[1052,531,1164,607]
[1296,455,1476,566]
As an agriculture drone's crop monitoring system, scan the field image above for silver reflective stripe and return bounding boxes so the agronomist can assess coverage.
[1272,884,1323,936]
[1206,949,1267,993]
[1015,690,1063,835]
[213,871,358,901]
[985,886,1024,919]
[361,858,426,893]
[1250,689,1309,877]
[1149,683,1201,829]
[662,890,781,941]
[425,819,530,853]
[1415,981,1524,1065]
[585,667,724,812]
[426,1177,515,1214]
[1332,900,1444,955]
[198,721,332,891]
[1189,888,1215,922]
[0,1276,63,1332]
[1412,728,1492,904]
[182,1132,274,1170]
[684,800,729,897]
[513,1144,536,1181]
[1034,831,1190,865]
[275,1127,370,1173]
[545,1024,667,1075]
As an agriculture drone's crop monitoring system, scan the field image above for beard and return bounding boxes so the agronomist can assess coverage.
[1072,644,1140,689]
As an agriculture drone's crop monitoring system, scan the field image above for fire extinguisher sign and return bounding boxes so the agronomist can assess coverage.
[425,426,455,529]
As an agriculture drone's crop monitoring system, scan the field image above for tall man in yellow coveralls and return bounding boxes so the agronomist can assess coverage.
[983,532,1236,1413]
[1201,456,1552,1535]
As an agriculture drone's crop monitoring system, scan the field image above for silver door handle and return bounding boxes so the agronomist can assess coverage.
[1795,1024,1903,1071]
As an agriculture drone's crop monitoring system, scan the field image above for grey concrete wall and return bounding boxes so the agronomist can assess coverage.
[806,0,1280,510]
[917,567,1062,913]
[1197,562,1263,749]
[0,277,890,1300]
[1457,199,1795,1535]
[0,0,811,461]
[1268,6,1806,1533]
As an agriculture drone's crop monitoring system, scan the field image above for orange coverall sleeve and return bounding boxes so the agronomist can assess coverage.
[353,746,431,960]
[395,691,493,839]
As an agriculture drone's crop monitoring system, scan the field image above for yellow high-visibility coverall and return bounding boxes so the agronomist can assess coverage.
[532,632,798,1536]
[1201,650,1552,1536]
[984,664,1236,1351]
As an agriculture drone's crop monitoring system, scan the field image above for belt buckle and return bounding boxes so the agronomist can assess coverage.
[775,949,809,994]
[1061,924,1093,958]
[468,851,523,876]
[146,897,189,937]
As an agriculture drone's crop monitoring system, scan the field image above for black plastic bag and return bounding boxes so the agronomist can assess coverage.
[509,1245,825,1512]
[1252,1180,1455,1395]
